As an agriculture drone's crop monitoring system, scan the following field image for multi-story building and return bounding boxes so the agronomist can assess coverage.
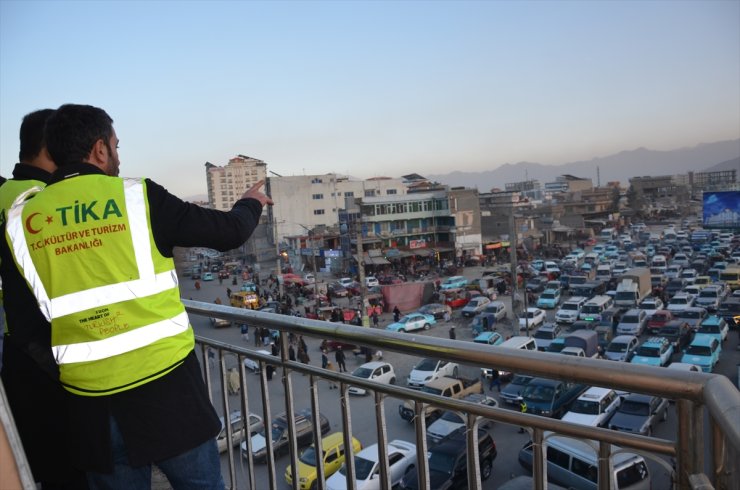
[205,155,267,211]
[449,187,482,256]
[544,174,593,194]
[267,174,407,241]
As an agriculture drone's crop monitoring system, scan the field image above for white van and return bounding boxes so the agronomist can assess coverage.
[487,336,537,379]
[651,255,667,273]
[579,295,614,322]
[599,228,617,241]
[518,435,651,490]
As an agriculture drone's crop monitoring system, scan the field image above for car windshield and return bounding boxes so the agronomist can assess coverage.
[670,298,688,305]
[534,330,555,340]
[414,359,438,371]
[652,313,669,322]
[686,345,711,356]
[511,375,533,385]
[677,310,701,319]
[698,324,720,334]
[440,411,464,423]
[352,367,373,379]
[639,302,656,309]
[299,446,318,466]
[636,346,659,357]
[522,384,555,402]
[541,293,555,299]
[699,290,718,298]
[428,451,457,475]
[660,327,679,336]
[619,401,650,416]
[608,342,628,353]
[617,461,650,489]
[622,315,639,323]
[562,303,579,310]
[341,455,375,480]
[526,311,539,319]
[570,399,600,415]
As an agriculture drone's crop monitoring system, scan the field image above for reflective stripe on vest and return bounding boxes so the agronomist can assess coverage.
[6,176,193,395]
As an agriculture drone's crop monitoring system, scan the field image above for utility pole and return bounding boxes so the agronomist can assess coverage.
[356,226,369,327]
[274,220,283,297]
[310,230,320,312]
[509,211,519,338]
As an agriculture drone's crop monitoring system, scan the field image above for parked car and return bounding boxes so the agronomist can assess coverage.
[658,321,694,350]
[217,411,264,453]
[667,292,695,312]
[630,337,674,367]
[680,336,721,372]
[519,307,546,330]
[482,300,508,321]
[673,307,708,330]
[472,331,504,347]
[202,272,215,281]
[638,297,664,318]
[327,282,349,298]
[470,312,498,336]
[386,313,436,333]
[348,361,396,395]
[695,285,725,312]
[326,440,417,490]
[500,374,534,406]
[461,296,491,317]
[608,393,669,436]
[406,358,458,390]
[285,432,362,490]
[604,335,640,362]
[440,275,468,290]
[525,276,548,293]
[560,387,621,427]
[416,303,451,320]
[242,409,330,463]
[365,276,379,287]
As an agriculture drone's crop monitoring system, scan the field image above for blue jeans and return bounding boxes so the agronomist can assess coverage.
[87,416,224,490]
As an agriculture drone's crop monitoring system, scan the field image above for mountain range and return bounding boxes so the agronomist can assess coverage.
[426,139,740,192]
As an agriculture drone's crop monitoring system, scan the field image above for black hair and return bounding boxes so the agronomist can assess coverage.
[18,109,55,162]
[45,104,114,167]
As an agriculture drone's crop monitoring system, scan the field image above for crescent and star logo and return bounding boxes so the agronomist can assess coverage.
[25,212,52,234]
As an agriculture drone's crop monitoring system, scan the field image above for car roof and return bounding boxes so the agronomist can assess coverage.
[577,386,615,400]
[689,336,718,346]
[359,361,389,369]
[612,335,637,342]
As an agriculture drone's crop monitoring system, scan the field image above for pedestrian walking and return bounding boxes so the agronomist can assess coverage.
[298,335,308,353]
[288,344,296,362]
[226,287,232,298]
[371,311,379,328]
[335,347,347,373]
[298,347,310,365]
[321,349,329,369]
[443,309,451,323]
[325,362,338,389]
[489,369,501,392]
[393,306,401,323]
[448,325,456,340]
[240,323,249,342]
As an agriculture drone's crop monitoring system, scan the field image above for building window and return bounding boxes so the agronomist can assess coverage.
[387,189,397,195]
[344,191,354,197]
[312,194,324,200]
[364,190,375,198]
[313,209,325,215]
[311,178,323,184]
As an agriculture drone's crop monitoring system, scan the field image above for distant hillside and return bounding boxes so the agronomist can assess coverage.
[427,139,740,191]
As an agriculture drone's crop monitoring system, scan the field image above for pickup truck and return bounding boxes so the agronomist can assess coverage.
[399,428,496,489]
[521,378,587,418]
[561,329,600,358]
[399,376,483,423]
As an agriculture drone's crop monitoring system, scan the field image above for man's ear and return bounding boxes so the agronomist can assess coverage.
[87,138,108,167]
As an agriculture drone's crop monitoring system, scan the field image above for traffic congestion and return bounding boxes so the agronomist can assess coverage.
[183,220,739,490]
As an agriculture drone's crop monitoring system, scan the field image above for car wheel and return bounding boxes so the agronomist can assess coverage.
[452,366,459,378]
[399,329,406,333]
[481,458,493,480]
[661,408,668,422]
[423,323,430,330]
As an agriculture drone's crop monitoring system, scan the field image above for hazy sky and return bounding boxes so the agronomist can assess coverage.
[1,0,738,198]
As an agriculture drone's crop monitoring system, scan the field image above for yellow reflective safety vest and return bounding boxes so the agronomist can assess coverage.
[0,177,47,335]
[6,175,194,396]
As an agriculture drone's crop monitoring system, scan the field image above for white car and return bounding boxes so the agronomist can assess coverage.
[461,296,491,317]
[667,293,695,312]
[406,358,459,389]
[365,276,379,287]
[217,411,264,453]
[561,387,621,427]
[338,277,355,288]
[519,307,546,330]
[638,297,664,318]
[348,361,396,395]
[303,273,316,285]
[326,440,417,490]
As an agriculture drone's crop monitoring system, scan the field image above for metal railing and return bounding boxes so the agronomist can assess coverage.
[188,300,740,490]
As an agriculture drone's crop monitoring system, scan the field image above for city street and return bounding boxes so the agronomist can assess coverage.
[180,262,739,489]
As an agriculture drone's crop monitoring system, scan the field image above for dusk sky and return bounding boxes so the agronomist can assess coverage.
[1,0,738,198]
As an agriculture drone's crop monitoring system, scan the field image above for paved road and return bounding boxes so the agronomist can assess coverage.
[183,267,738,490]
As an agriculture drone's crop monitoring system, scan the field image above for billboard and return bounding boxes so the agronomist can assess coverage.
[703,191,740,229]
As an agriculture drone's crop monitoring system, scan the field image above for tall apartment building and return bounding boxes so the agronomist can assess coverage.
[205,155,267,211]
[267,174,407,240]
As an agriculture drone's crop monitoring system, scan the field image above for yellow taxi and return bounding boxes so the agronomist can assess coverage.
[285,432,361,490]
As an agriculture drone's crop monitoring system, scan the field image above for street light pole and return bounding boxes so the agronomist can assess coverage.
[309,230,320,313]
[356,227,368,327]
[509,212,518,338]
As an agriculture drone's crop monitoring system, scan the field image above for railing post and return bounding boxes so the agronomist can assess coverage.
[711,417,726,488]
[677,399,693,488]
[597,440,611,490]
[258,357,277,490]
[532,428,546,490]
[238,356,257,490]
[413,401,430,489]
[279,332,300,490]
[339,381,357,490]
[465,414,482,490]
[218,350,237,487]
[308,374,326,490]
[373,391,392,490]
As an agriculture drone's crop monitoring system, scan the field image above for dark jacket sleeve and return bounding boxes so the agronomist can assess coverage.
[144,179,264,256]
